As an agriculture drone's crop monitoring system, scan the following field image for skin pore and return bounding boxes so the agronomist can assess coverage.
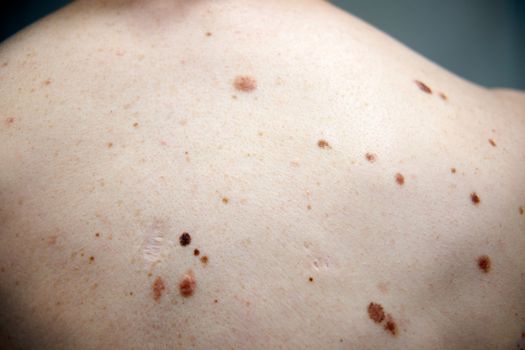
[0,0,524,349]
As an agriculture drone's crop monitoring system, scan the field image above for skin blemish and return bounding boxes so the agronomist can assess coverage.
[152,276,166,302]
[317,139,332,150]
[107,142,113,149]
[368,303,385,323]
[47,235,58,246]
[43,79,52,86]
[451,167,457,174]
[384,314,398,336]
[470,192,481,205]
[222,197,229,204]
[488,139,496,147]
[234,75,257,92]
[193,249,200,256]
[179,232,191,246]
[395,173,405,186]
[365,152,377,163]
[206,32,212,37]
[477,255,491,273]
[95,232,100,238]
[4,117,15,127]
[179,271,196,297]
[200,256,209,266]
[133,122,139,128]
[439,92,448,100]
[89,256,95,263]
[414,80,432,94]
[308,277,314,283]
[520,207,524,215]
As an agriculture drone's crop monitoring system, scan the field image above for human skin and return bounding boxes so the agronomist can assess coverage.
[0,0,524,349]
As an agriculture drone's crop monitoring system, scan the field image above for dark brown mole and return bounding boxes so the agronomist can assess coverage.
[477,255,491,273]
[395,173,405,186]
[317,139,332,150]
[414,80,432,94]
[95,232,100,238]
[200,256,209,266]
[193,249,200,256]
[451,167,457,174]
[179,271,196,297]
[152,276,166,301]
[488,138,497,147]
[308,277,314,282]
[384,314,398,336]
[89,256,95,263]
[179,232,191,246]
[234,75,257,92]
[365,152,377,163]
[470,192,481,205]
[368,302,385,323]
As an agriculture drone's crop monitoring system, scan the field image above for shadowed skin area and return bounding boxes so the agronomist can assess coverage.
[0,0,524,349]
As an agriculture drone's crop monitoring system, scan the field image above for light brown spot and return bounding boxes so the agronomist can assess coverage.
[368,302,385,323]
[395,173,405,186]
[133,122,139,128]
[95,232,100,238]
[414,80,432,94]
[234,75,257,92]
[439,92,448,100]
[451,167,457,174]
[470,192,480,205]
[107,142,113,148]
[317,139,331,150]
[4,117,15,127]
[520,206,524,215]
[488,139,496,147]
[179,271,196,297]
[152,276,166,301]
[365,152,377,163]
[205,32,212,37]
[477,255,491,273]
[43,79,52,86]
[222,197,229,204]
[200,256,209,266]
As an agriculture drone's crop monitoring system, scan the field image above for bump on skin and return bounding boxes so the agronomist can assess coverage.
[477,255,491,273]
[414,80,432,94]
[395,173,405,186]
[234,75,257,92]
[179,271,196,297]
[179,232,191,247]
[451,167,457,174]
[470,192,480,205]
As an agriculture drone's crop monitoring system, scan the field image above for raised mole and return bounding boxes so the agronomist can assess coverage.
[179,271,196,297]
[470,192,480,205]
[179,232,191,247]
[477,255,491,273]
[395,173,405,186]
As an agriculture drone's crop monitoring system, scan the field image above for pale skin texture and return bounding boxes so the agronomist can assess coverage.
[0,0,524,349]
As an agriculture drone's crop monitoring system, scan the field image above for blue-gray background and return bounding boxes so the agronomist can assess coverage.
[1,0,524,90]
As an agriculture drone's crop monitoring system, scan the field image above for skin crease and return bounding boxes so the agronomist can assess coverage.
[0,0,524,349]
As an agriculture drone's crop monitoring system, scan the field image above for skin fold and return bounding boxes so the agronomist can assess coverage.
[0,0,524,349]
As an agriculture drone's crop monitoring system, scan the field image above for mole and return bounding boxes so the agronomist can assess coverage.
[368,302,385,323]
[439,92,448,100]
[222,197,229,204]
[470,192,481,205]
[205,32,212,37]
[308,277,314,283]
[233,75,257,92]
[89,256,95,263]
[200,256,209,266]
[95,232,100,238]
[152,276,166,301]
[133,122,139,128]
[365,152,377,163]
[488,139,497,147]
[43,79,52,86]
[317,139,332,149]
[107,142,113,149]
[4,117,15,127]
[395,173,405,186]
[414,80,432,94]
[193,249,200,256]
[477,255,491,273]
[179,232,191,246]
[383,314,398,336]
[451,167,457,174]
[179,271,196,297]
[520,207,524,215]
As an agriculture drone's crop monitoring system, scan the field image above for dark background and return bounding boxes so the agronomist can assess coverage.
[1,0,524,89]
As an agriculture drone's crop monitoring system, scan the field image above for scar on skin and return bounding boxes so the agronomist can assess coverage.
[152,276,166,301]
[395,173,405,186]
[477,255,491,273]
[488,139,497,147]
[234,75,257,92]
[193,249,200,256]
[222,197,229,204]
[200,256,209,266]
[414,80,432,94]
[179,271,196,297]
[368,302,385,323]
[365,152,377,163]
[317,139,332,149]
[179,232,191,246]
[470,192,480,205]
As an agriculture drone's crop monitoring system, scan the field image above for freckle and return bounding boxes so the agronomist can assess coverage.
[95,232,100,238]
[307,204,312,210]
[317,139,331,149]
[89,256,95,263]
[308,277,314,282]
[233,75,257,92]
[368,302,385,323]
[439,92,448,100]
[214,299,218,303]
[477,255,491,273]
[520,206,524,215]
[152,276,166,301]
[414,80,432,94]
[179,271,196,297]
[395,173,405,186]
[365,152,377,163]
[4,117,15,127]
[43,79,52,86]
[488,139,496,147]
[193,249,200,256]
[133,122,139,128]
[205,32,212,36]
[383,314,398,336]
[179,232,191,246]
[470,192,480,205]
[222,197,229,204]
[107,142,113,148]
[200,256,209,266]
[451,167,456,174]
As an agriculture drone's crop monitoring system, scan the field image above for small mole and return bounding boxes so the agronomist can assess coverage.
[205,32,212,37]
[470,192,480,205]
[384,314,398,336]
[395,173,405,186]
[488,139,497,147]
[234,75,257,92]
[200,256,209,266]
[89,256,95,263]
[133,122,139,128]
[520,206,524,215]
[308,277,314,282]
[414,80,432,94]
[451,167,457,174]
[152,276,166,301]
[214,299,218,303]
[307,204,312,210]
[129,292,134,296]
[194,249,200,256]
[222,197,229,204]
[477,255,491,273]
[107,142,113,148]
[317,139,332,149]
[1,62,7,67]
[43,79,52,86]
[368,302,385,323]
[4,117,15,127]
[439,92,448,100]
[365,152,377,163]
[95,232,100,238]
[179,271,196,297]
[179,232,191,246]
